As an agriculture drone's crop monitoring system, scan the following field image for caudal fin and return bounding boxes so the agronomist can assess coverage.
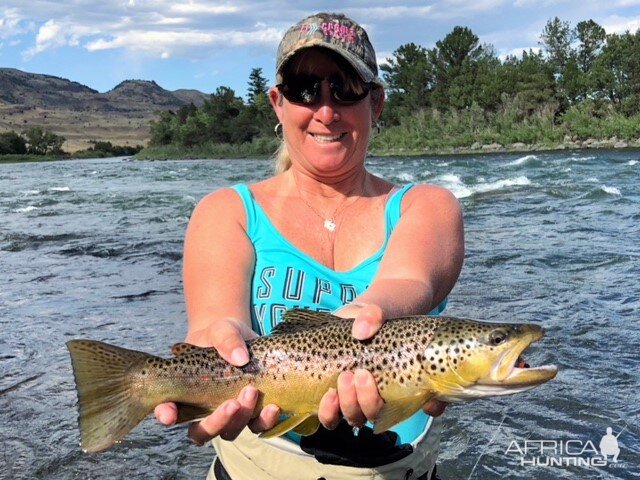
[67,339,156,453]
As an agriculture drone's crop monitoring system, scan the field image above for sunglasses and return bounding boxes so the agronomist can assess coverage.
[277,74,372,106]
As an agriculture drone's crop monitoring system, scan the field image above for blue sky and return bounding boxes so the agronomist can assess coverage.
[1,1,639,99]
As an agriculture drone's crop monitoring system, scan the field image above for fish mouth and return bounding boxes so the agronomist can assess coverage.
[480,325,557,386]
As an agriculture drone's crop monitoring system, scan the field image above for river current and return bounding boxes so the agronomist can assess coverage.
[1,150,638,479]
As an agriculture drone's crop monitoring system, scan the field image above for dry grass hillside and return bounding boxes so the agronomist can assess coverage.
[0,68,209,152]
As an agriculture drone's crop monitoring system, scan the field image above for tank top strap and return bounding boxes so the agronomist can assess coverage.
[384,183,414,238]
[231,184,260,239]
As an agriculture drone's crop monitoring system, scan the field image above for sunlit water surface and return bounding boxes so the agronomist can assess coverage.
[1,151,638,479]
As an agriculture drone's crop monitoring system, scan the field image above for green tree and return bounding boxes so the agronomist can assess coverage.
[539,17,574,73]
[150,110,177,145]
[498,50,557,119]
[247,67,269,105]
[380,43,435,123]
[0,131,27,154]
[431,26,496,110]
[247,67,275,136]
[591,30,640,114]
[23,127,65,155]
[575,20,606,73]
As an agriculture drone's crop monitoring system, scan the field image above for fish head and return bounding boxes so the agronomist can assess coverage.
[425,319,557,402]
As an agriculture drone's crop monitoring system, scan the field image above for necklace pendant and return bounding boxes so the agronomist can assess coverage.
[324,219,337,231]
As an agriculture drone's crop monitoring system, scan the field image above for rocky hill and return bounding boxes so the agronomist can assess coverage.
[0,68,210,151]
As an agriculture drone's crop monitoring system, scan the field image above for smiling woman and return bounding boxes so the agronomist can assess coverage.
[152,11,464,480]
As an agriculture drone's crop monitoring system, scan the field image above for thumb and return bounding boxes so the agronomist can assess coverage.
[351,304,384,340]
[208,318,257,366]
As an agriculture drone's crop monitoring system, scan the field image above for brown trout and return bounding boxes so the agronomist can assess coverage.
[67,309,557,453]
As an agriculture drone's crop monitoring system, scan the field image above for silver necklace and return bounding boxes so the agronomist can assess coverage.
[294,175,365,232]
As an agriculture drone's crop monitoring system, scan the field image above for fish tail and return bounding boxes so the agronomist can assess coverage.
[66,339,157,453]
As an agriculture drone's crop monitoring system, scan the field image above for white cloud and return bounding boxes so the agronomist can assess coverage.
[85,27,282,58]
[351,6,434,19]
[498,46,542,60]
[0,8,25,38]
[169,3,241,15]
[22,19,94,58]
[602,15,640,33]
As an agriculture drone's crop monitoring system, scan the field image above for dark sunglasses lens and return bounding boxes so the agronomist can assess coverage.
[280,75,370,105]
[281,75,320,105]
[330,80,369,103]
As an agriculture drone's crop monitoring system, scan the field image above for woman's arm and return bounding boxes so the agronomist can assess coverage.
[319,184,464,428]
[348,184,464,332]
[154,188,280,443]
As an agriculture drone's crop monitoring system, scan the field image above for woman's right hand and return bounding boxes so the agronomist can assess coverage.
[154,318,281,443]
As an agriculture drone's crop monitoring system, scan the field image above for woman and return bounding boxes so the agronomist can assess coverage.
[155,12,464,480]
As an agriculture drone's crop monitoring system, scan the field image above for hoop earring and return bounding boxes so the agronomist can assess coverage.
[371,120,381,136]
[274,122,283,140]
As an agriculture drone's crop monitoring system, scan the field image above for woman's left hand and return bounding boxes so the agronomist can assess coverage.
[318,303,447,429]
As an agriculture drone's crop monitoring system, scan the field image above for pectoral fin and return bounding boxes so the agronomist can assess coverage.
[259,413,314,439]
[373,392,432,434]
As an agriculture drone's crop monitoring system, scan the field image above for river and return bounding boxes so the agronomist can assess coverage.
[1,150,638,479]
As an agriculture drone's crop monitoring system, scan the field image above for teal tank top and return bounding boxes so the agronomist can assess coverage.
[232,183,446,445]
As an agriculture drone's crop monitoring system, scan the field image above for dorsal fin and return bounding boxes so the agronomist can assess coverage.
[271,309,344,335]
[171,342,201,356]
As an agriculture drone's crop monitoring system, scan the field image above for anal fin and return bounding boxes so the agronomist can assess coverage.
[293,415,320,436]
[259,414,314,439]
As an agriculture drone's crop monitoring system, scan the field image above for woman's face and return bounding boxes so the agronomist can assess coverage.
[269,49,384,178]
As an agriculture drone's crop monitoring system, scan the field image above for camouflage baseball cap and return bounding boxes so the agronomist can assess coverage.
[276,12,382,86]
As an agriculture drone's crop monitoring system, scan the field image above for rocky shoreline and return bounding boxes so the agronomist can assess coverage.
[372,136,640,157]
[472,136,640,153]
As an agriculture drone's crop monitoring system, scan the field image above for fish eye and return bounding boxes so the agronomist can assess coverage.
[489,330,508,346]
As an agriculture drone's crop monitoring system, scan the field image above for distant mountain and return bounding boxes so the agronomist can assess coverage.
[0,68,209,113]
[0,68,211,152]
[172,88,210,106]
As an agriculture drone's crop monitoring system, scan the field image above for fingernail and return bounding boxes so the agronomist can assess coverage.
[242,387,258,403]
[354,370,370,388]
[352,322,373,340]
[225,402,240,416]
[265,405,280,417]
[230,347,249,366]
[339,372,354,389]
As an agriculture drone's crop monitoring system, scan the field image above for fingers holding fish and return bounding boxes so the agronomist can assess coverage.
[189,317,257,367]
[422,399,448,418]
[350,303,384,340]
[353,369,385,422]
[337,370,381,427]
[318,388,340,430]
[154,402,178,426]
[188,386,259,444]
[248,404,281,434]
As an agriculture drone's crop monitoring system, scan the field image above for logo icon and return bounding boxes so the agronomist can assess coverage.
[599,426,624,463]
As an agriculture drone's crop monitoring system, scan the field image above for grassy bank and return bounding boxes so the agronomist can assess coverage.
[135,138,279,160]
[369,104,640,156]
[0,153,70,163]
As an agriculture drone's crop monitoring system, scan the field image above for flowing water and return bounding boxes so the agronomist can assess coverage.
[1,151,638,479]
